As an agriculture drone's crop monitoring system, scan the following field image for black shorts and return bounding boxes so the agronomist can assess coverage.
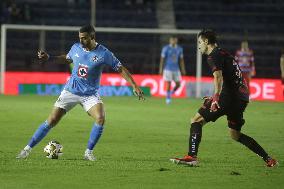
[198,94,248,131]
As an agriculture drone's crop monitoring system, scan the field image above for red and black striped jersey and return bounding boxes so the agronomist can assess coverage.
[207,47,249,102]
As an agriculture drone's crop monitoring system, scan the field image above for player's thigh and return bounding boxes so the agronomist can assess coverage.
[191,112,206,125]
[174,81,181,88]
[198,97,225,123]
[163,70,174,81]
[47,107,66,127]
[54,90,79,112]
[226,100,248,131]
[87,103,105,123]
[173,71,181,82]
[80,94,105,120]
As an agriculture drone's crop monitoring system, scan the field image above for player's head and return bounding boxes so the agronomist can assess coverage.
[169,36,178,46]
[241,40,249,50]
[79,25,96,48]
[198,29,217,54]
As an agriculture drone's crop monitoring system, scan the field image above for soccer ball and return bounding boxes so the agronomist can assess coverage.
[43,141,63,159]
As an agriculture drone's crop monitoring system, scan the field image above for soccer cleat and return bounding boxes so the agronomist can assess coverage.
[16,149,31,159]
[170,155,198,166]
[265,158,279,167]
[84,149,96,161]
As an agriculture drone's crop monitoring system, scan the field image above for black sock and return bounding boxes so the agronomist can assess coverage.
[237,133,269,161]
[188,122,202,157]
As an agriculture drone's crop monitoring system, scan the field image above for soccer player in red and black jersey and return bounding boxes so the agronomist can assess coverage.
[170,30,278,167]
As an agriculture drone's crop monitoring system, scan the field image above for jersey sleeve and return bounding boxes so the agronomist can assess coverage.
[161,46,167,58]
[104,50,122,71]
[207,53,222,73]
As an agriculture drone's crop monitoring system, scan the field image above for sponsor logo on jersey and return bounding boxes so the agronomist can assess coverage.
[78,64,88,78]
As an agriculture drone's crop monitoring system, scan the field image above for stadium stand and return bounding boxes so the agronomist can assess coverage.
[1,0,283,78]
[173,0,284,78]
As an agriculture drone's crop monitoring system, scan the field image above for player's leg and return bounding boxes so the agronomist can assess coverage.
[16,107,66,159]
[170,97,225,166]
[81,95,105,161]
[170,113,206,166]
[242,72,250,95]
[165,81,172,104]
[163,70,173,104]
[188,113,206,157]
[16,90,78,159]
[227,101,278,167]
[172,71,181,94]
[86,103,105,150]
[172,81,180,94]
[28,107,66,147]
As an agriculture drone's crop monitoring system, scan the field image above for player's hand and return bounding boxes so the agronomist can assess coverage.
[210,93,220,112]
[133,87,145,101]
[202,96,212,106]
[202,96,212,101]
[37,50,49,63]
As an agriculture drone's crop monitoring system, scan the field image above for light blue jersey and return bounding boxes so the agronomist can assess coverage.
[65,43,122,96]
[161,45,183,71]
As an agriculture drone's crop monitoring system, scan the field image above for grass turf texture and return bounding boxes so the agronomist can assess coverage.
[0,95,283,189]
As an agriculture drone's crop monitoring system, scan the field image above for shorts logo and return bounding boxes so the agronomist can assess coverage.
[78,65,88,78]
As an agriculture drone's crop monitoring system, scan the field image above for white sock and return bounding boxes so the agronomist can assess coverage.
[85,149,93,154]
[24,145,32,152]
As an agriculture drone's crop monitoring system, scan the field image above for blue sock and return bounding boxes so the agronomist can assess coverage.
[166,91,171,99]
[28,121,51,148]
[87,123,104,150]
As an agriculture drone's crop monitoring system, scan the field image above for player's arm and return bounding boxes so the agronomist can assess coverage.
[213,70,223,95]
[159,57,164,75]
[210,70,223,112]
[179,57,186,75]
[159,47,167,75]
[38,50,72,64]
[117,65,145,100]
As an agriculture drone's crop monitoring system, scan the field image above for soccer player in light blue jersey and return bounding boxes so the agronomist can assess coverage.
[16,25,145,161]
[159,36,186,104]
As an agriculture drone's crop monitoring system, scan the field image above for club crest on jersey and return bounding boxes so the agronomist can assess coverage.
[77,64,88,78]
[92,56,99,62]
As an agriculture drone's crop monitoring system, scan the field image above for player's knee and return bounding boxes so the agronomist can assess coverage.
[190,116,205,125]
[228,119,245,133]
[47,116,60,127]
[166,82,171,90]
[96,115,105,126]
[175,82,180,88]
[229,129,241,141]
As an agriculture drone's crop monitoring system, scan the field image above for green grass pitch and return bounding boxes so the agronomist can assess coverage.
[0,95,283,189]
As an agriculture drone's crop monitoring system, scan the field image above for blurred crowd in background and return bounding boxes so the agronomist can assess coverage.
[0,0,283,80]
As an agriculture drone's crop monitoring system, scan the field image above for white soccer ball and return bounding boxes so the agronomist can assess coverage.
[43,141,63,159]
